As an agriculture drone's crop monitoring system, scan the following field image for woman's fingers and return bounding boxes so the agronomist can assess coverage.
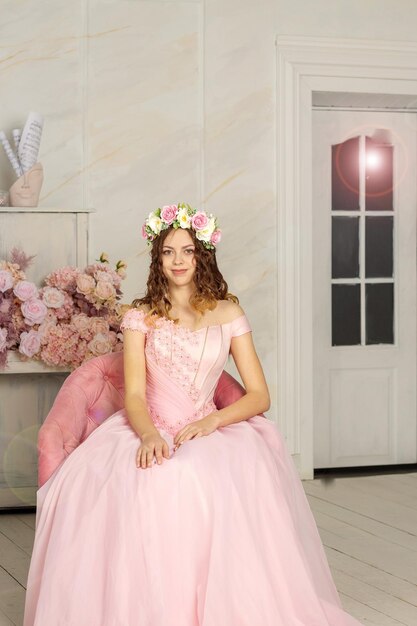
[175,429,202,449]
[138,448,152,469]
[146,449,154,467]
[174,427,192,449]
[137,441,171,468]
[154,444,163,465]
[135,425,211,469]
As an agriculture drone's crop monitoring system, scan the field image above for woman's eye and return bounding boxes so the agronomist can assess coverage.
[163,249,194,255]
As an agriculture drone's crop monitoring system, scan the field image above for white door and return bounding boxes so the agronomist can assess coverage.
[312,110,417,469]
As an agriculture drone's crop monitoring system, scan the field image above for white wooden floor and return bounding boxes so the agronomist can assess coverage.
[0,471,416,625]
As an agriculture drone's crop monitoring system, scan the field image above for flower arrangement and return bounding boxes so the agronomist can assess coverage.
[0,248,128,371]
[142,203,222,250]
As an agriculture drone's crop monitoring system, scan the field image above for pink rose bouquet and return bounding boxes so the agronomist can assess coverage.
[0,248,128,371]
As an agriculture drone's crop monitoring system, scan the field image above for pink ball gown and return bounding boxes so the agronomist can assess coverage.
[23,308,363,626]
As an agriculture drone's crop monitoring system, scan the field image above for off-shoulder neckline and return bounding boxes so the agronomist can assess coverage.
[128,308,246,334]
[173,313,247,334]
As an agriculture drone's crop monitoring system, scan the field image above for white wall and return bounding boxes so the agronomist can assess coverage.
[276,0,417,41]
[2,0,416,423]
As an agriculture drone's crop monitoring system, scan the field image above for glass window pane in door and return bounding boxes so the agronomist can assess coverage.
[365,283,394,344]
[365,137,393,211]
[332,284,361,346]
[365,216,393,278]
[332,136,360,211]
[332,216,359,279]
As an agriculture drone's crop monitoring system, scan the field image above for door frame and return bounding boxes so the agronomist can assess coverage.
[275,35,417,479]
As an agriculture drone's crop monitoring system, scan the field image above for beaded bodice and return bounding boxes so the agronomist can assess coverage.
[120,308,252,435]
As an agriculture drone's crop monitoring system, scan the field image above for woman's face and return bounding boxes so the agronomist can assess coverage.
[160,228,197,289]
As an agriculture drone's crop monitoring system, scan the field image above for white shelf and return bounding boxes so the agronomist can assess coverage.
[1,351,72,374]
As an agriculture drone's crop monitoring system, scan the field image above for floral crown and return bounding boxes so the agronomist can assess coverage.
[141,203,222,250]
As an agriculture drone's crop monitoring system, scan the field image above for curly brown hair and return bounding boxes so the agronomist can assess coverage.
[130,226,238,328]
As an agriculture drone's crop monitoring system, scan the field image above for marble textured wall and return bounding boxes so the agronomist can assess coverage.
[85,0,277,401]
[0,1,85,205]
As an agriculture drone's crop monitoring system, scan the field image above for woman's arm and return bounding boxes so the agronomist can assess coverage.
[213,311,271,429]
[123,325,159,439]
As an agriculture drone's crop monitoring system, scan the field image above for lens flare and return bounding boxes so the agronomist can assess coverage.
[366,150,381,169]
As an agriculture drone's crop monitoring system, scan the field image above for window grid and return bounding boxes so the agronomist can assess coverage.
[331,134,395,347]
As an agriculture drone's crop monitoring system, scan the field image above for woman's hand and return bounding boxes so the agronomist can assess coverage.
[137,432,170,469]
[173,413,220,451]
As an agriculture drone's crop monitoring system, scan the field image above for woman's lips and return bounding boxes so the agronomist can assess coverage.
[172,269,187,275]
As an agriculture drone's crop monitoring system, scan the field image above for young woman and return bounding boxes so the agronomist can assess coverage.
[24,203,363,625]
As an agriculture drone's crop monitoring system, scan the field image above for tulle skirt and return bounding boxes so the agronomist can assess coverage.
[24,410,363,625]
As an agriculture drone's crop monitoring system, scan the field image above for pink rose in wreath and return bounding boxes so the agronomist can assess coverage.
[211,229,222,245]
[191,212,209,231]
[161,205,178,224]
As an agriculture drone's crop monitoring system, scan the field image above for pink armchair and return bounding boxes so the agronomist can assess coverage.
[37,351,258,488]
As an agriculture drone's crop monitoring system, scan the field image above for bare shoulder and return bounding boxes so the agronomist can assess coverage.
[217,299,245,323]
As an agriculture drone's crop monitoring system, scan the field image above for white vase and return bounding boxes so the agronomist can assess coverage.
[9,162,44,207]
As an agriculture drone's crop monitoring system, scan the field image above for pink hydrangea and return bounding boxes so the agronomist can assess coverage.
[37,316,58,345]
[45,266,81,291]
[76,339,89,363]
[40,324,80,367]
[53,291,75,320]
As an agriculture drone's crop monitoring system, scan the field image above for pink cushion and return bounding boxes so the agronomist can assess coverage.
[38,351,262,487]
